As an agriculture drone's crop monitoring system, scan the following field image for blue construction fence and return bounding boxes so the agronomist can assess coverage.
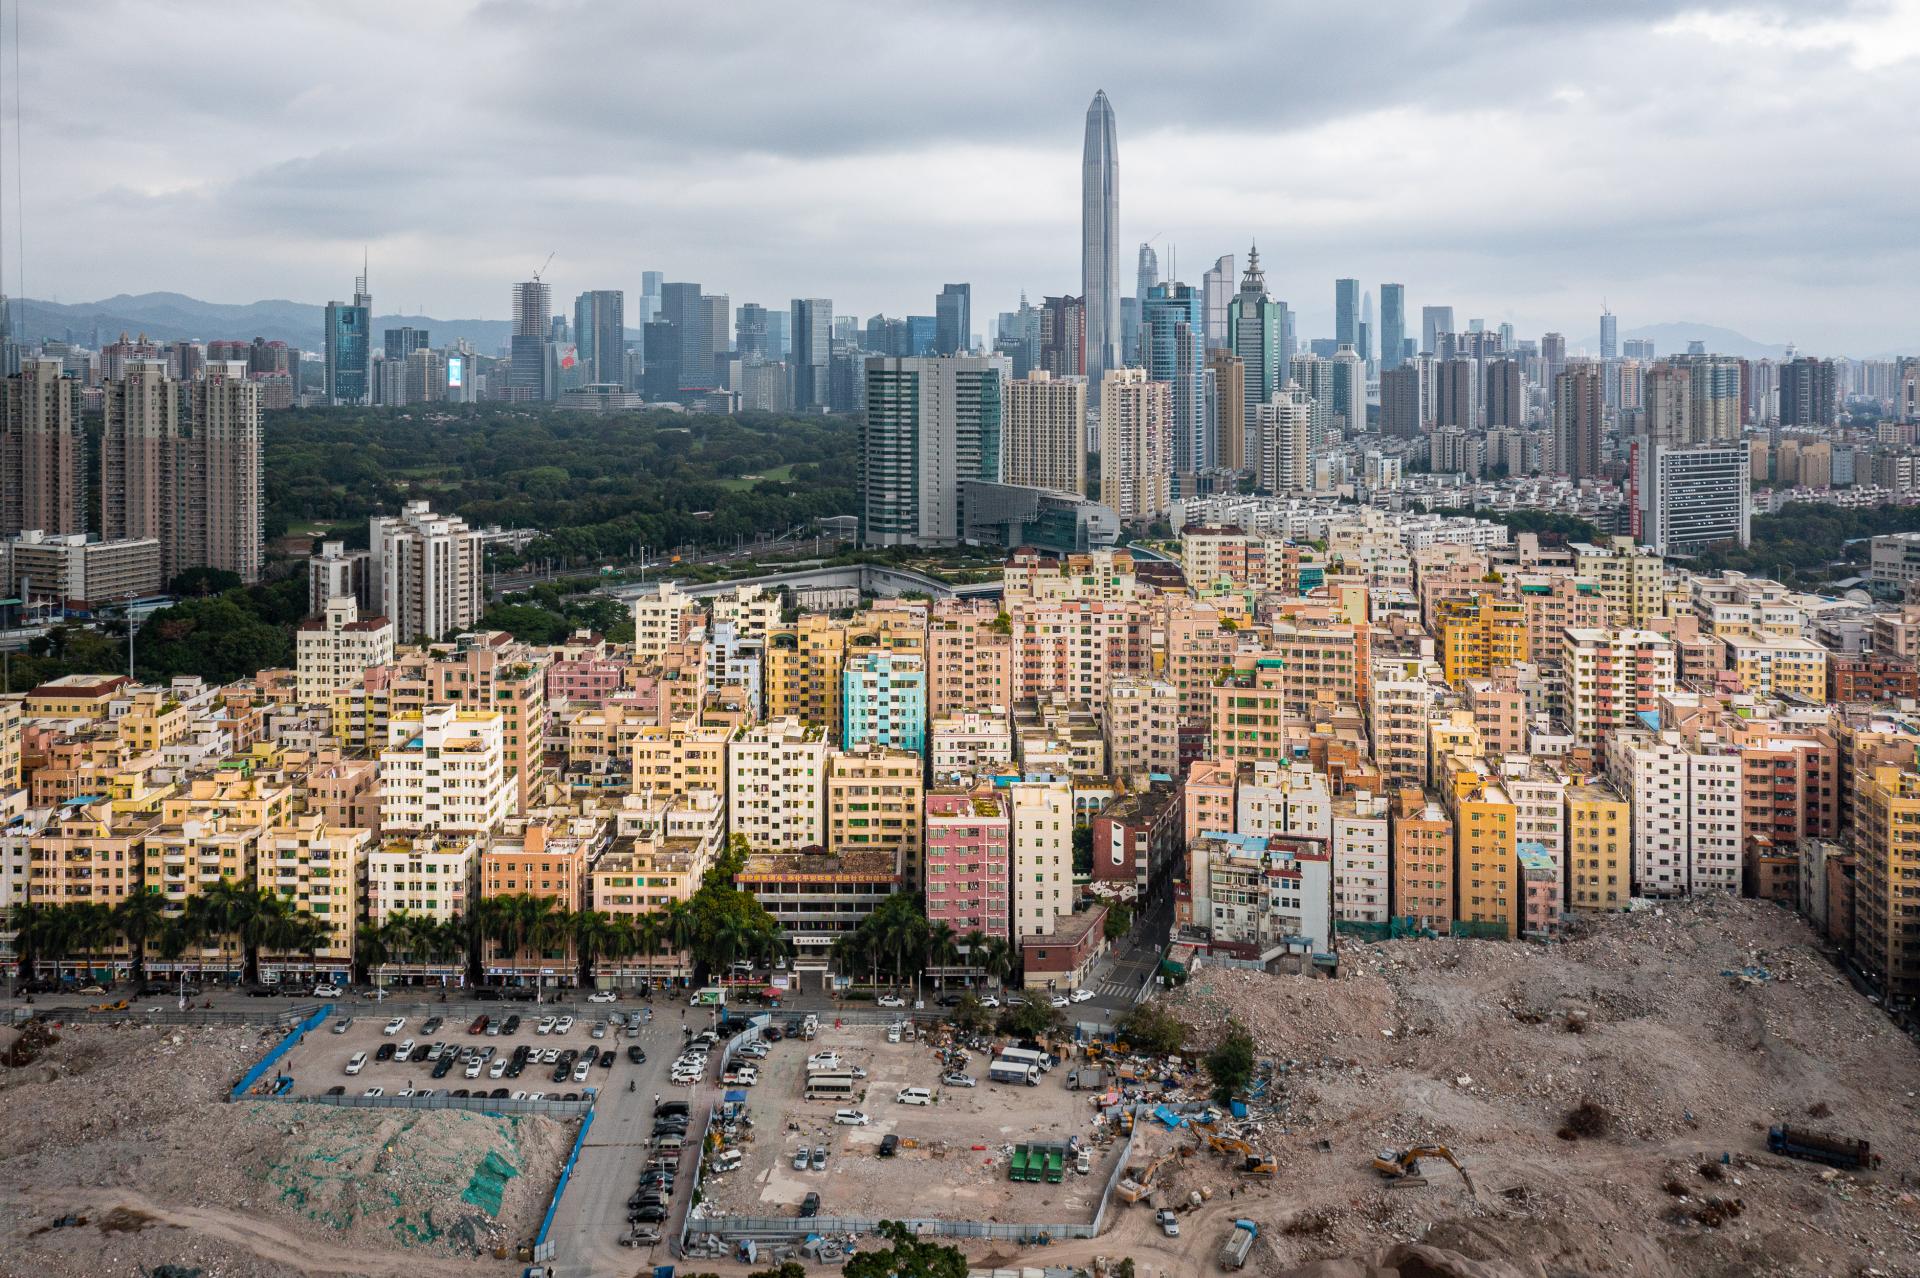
[534,1106,596,1260]
[229,1004,333,1101]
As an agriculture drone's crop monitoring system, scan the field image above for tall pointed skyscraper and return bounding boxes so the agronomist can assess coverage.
[1082,91,1119,405]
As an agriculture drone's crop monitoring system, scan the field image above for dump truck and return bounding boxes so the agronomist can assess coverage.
[1218,1218,1258,1270]
[1767,1125,1877,1171]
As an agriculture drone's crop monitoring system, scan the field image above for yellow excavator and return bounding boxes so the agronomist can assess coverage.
[1201,1133,1277,1177]
[1372,1146,1475,1195]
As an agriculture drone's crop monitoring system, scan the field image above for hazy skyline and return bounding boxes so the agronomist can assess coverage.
[9,1,1919,355]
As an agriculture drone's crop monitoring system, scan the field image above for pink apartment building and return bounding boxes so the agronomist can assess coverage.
[924,789,1011,940]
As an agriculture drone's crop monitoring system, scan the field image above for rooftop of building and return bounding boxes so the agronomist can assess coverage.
[735,849,900,882]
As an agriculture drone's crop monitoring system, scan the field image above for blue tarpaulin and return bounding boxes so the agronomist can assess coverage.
[1153,1105,1185,1129]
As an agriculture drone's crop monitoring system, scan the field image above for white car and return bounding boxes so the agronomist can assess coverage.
[535,1016,557,1036]
[362,1086,385,1098]
[489,1059,508,1079]
[396,1085,417,1098]
[876,995,907,1008]
[555,1016,576,1035]
[1069,988,1095,1003]
[1049,995,1070,1008]
[312,983,342,998]
[511,1090,527,1101]
[977,996,1000,1008]
[344,1051,367,1075]
[541,1048,561,1065]
[572,1061,591,1083]
[394,1038,416,1062]
[587,990,617,1004]
[807,1051,841,1071]
[833,1109,870,1126]
[383,1016,407,1035]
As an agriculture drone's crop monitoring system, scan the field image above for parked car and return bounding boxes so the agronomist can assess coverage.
[793,1146,812,1170]
[833,1109,870,1126]
[655,1100,690,1118]
[633,1206,669,1223]
[876,994,907,1008]
[432,1056,455,1079]
[800,1192,820,1218]
[394,1038,416,1063]
[587,990,617,1003]
[810,1146,828,1170]
[312,983,342,998]
[535,1016,557,1036]
[344,1052,368,1075]
[591,1022,607,1039]
[1155,1208,1180,1238]
[555,1016,576,1034]
[383,1016,406,1035]
[331,1017,354,1035]
[879,1133,900,1157]
[489,1059,509,1079]
[325,1085,346,1097]
[941,1072,976,1088]
[896,1087,933,1106]
[468,1015,490,1034]
[1049,994,1070,1008]
[374,1043,396,1062]
[502,1014,521,1034]
[977,995,1001,1008]
[627,1045,647,1064]
[1070,987,1095,1003]
[362,1086,385,1098]
[465,1059,485,1079]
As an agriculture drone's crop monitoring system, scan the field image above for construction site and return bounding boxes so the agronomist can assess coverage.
[1022,895,1920,1278]
[0,1019,571,1278]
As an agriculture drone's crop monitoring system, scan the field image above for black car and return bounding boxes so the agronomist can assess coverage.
[935,994,961,1007]
[879,1134,899,1157]
[325,1085,347,1097]
[800,1193,820,1218]
[375,1043,396,1062]
[632,1206,669,1223]
[245,986,279,997]
[432,1056,455,1078]
[473,988,501,1001]
[502,1014,521,1034]
[551,1066,569,1083]
[654,1100,690,1118]
[421,1016,443,1034]
[448,1088,468,1098]
[627,1045,646,1064]
[137,982,173,997]
[505,1060,524,1079]
[489,1087,510,1099]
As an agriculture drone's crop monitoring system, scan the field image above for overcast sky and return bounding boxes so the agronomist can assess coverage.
[11,0,1919,355]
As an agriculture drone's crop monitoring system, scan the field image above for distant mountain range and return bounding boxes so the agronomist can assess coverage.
[1573,322,1790,361]
[8,292,524,352]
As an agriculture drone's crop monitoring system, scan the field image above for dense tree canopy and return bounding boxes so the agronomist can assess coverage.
[1688,501,1920,587]
[266,403,858,561]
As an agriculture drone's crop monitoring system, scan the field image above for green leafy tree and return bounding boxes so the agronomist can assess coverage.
[1072,824,1094,875]
[1204,1019,1257,1105]
[1115,1004,1190,1056]
[1103,902,1133,941]
[841,1220,967,1278]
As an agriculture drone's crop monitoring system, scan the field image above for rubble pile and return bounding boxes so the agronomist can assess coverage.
[1130,897,1920,1277]
[0,1024,570,1277]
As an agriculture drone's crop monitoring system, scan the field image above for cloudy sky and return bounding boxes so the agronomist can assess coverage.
[12,0,1920,355]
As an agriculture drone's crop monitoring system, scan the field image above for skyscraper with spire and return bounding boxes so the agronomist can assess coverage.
[324,259,372,406]
[1228,245,1285,448]
[1082,91,1119,406]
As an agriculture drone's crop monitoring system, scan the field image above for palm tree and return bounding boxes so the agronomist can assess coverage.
[569,910,617,988]
[11,902,49,981]
[114,892,168,983]
[201,880,282,985]
[705,914,754,977]
[976,935,1015,989]
[632,912,664,985]
[355,921,390,984]
[923,922,959,982]
[68,903,118,982]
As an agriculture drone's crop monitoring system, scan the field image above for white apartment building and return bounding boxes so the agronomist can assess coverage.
[727,716,829,851]
[1501,759,1567,884]
[1009,779,1073,938]
[371,500,483,644]
[378,707,512,835]
[295,597,395,705]
[710,584,782,643]
[1603,729,1743,897]
[1099,367,1171,522]
[1236,761,1332,842]
[1368,662,1434,786]
[930,710,1013,781]
[365,836,480,926]
[632,580,699,660]
[1331,792,1390,923]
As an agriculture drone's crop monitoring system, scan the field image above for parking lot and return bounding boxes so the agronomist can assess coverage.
[695,1017,1119,1227]
[282,1004,655,1100]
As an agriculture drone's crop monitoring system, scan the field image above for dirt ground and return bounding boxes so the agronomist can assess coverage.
[1061,895,1920,1278]
[692,1019,1120,1227]
[0,1021,570,1278]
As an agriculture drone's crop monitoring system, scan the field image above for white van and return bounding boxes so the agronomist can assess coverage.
[344,1051,368,1075]
[896,1087,933,1106]
[712,1149,744,1174]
